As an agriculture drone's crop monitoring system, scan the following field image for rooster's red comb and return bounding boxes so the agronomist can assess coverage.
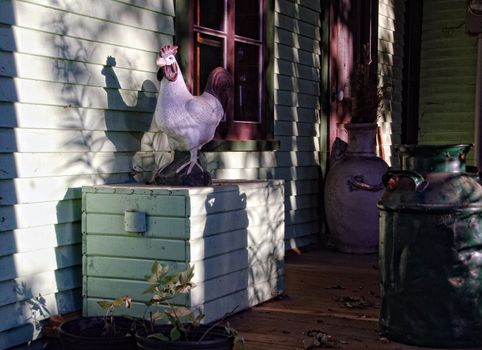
[160,45,178,58]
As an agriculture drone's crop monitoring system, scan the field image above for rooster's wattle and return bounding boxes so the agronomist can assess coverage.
[153,45,232,175]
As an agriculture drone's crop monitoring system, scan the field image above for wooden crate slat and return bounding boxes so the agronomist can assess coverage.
[84,192,187,217]
[84,213,188,239]
[85,235,186,261]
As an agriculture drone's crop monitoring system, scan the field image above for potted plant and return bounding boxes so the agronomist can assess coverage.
[58,296,139,350]
[324,44,389,253]
[135,261,246,350]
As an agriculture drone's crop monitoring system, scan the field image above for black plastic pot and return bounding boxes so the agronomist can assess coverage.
[136,324,234,350]
[58,316,138,350]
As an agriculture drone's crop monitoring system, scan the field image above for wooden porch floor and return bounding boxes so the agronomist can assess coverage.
[227,247,480,350]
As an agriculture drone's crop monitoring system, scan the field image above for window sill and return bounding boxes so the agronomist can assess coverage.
[202,140,280,152]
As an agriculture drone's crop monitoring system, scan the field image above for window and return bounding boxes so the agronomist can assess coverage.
[179,0,270,140]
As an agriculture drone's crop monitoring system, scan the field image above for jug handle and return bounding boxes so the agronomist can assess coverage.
[348,175,385,192]
[382,170,427,192]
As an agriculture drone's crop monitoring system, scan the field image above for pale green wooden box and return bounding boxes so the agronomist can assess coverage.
[82,180,285,323]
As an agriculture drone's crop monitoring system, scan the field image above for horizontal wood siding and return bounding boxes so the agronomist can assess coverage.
[0,0,174,348]
[378,0,406,166]
[418,0,477,163]
[273,0,321,248]
[0,0,322,347]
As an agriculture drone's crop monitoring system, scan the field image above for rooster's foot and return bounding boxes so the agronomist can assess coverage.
[176,160,203,175]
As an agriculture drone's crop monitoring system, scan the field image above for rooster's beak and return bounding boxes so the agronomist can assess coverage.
[156,57,166,67]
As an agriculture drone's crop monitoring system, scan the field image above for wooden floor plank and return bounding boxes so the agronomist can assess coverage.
[227,247,481,350]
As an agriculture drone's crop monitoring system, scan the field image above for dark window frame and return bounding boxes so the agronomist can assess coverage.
[175,0,275,143]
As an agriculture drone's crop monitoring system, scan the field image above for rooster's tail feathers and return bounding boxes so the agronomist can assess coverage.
[204,67,233,113]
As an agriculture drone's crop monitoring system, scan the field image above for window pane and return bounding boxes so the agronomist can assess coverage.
[234,42,260,122]
[194,33,224,96]
[195,0,225,31]
[235,0,260,39]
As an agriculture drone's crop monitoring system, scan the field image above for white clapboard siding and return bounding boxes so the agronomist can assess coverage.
[0,266,81,307]
[0,26,163,71]
[26,0,175,28]
[206,151,319,169]
[0,152,154,178]
[0,223,81,257]
[377,0,406,165]
[0,77,155,110]
[0,51,159,91]
[0,174,136,205]
[270,0,322,251]
[1,1,175,348]
[0,200,81,232]
[0,1,174,51]
[0,103,156,131]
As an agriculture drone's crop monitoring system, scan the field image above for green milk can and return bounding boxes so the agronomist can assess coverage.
[378,144,482,348]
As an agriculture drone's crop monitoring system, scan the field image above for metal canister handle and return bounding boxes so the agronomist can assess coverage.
[382,170,427,192]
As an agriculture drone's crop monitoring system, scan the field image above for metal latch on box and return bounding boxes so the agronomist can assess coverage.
[124,209,147,234]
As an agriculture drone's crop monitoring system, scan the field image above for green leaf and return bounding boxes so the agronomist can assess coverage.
[97,300,113,310]
[148,333,170,341]
[234,335,247,350]
[112,296,127,307]
[151,261,161,275]
[170,327,181,341]
[143,284,159,294]
[144,274,158,282]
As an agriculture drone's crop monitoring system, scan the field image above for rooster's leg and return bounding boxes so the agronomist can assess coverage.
[176,148,203,175]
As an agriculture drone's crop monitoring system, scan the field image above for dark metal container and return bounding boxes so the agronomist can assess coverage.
[378,144,482,348]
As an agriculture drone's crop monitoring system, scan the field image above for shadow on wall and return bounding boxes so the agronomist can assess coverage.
[193,188,250,321]
[101,55,158,182]
[192,181,285,322]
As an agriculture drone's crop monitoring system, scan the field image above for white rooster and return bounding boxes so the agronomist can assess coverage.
[153,45,232,176]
